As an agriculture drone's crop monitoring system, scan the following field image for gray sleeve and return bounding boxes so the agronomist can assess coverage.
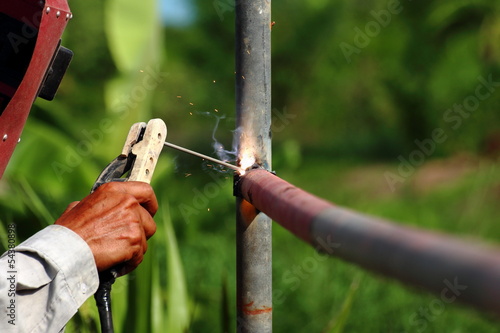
[0,225,99,333]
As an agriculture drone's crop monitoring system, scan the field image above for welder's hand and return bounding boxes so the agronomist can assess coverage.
[55,181,158,276]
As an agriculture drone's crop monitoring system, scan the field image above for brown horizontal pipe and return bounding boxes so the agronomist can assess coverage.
[235,169,500,316]
[235,168,333,243]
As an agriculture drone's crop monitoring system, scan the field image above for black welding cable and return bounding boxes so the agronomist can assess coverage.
[95,270,117,333]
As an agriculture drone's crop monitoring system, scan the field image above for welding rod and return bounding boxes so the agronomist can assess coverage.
[163,141,243,172]
[234,169,500,316]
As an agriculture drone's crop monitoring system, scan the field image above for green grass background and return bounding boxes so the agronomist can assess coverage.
[1,0,500,331]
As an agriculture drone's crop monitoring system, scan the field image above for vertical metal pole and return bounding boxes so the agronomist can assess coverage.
[235,0,272,330]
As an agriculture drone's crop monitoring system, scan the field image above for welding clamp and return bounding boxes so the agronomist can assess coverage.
[91,118,167,333]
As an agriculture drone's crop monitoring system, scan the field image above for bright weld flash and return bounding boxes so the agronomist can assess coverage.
[238,154,256,175]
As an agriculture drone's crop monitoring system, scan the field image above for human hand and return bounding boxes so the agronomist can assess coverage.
[55,181,158,276]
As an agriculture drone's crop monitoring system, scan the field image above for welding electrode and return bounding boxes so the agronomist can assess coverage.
[163,141,244,173]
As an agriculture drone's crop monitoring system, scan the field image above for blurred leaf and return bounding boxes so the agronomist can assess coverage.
[480,13,500,64]
[105,0,162,73]
[104,0,165,146]
[323,274,363,333]
[15,178,55,226]
[427,0,497,30]
[163,202,190,332]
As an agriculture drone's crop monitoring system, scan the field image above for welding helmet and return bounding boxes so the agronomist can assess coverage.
[0,0,73,178]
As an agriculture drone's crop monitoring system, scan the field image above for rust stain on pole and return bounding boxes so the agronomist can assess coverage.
[242,301,273,315]
[236,169,500,316]
[235,0,272,330]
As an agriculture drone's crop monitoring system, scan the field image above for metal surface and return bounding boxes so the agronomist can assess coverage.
[236,169,500,316]
[163,141,243,172]
[235,0,273,330]
[0,0,72,178]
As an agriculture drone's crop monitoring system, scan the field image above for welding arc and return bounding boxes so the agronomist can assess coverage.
[163,141,243,172]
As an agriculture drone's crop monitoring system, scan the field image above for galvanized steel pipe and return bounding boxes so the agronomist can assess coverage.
[235,0,273,330]
[235,169,500,316]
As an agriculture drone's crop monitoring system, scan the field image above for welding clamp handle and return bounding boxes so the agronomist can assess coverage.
[127,119,167,183]
[91,119,167,191]
[92,119,167,333]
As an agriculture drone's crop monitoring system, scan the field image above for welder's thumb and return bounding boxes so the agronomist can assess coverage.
[62,201,80,214]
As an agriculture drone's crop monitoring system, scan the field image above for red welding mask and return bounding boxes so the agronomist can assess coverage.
[0,0,72,178]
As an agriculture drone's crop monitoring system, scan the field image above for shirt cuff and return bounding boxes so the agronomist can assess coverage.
[15,225,99,305]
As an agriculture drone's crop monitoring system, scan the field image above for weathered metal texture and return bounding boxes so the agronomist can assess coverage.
[237,169,500,316]
[0,0,72,178]
[235,0,273,330]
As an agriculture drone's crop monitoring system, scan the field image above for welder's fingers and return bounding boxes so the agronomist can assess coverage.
[118,181,159,217]
[54,181,158,274]
[119,231,148,276]
[137,206,157,240]
[93,181,158,216]
[111,207,152,276]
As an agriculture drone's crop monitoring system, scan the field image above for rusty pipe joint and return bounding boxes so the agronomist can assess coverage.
[234,163,271,197]
[234,169,332,242]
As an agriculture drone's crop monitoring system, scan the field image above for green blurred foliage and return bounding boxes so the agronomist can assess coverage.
[1,0,500,332]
